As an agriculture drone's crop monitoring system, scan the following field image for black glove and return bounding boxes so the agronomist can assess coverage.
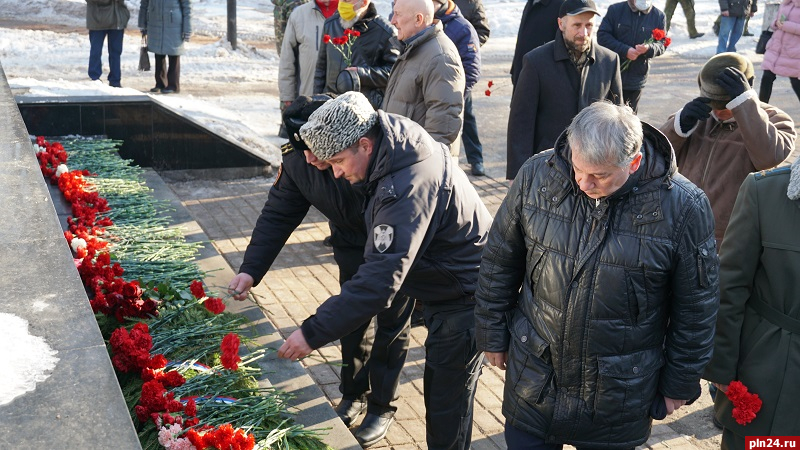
[716,67,751,99]
[679,97,712,133]
[283,94,335,151]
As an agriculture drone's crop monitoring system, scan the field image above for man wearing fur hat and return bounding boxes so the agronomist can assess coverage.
[660,52,797,250]
[278,91,492,450]
[314,0,399,109]
[383,0,467,157]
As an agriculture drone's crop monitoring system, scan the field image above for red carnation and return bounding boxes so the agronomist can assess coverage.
[221,333,241,371]
[487,80,493,88]
[190,279,205,299]
[204,297,226,314]
[185,397,197,417]
[664,37,672,47]
[323,34,331,44]
[351,30,361,37]
[652,28,666,41]
[724,380,762,425]
[485,89,492,97]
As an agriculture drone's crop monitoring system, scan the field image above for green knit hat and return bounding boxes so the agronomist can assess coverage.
[698,52,755,108]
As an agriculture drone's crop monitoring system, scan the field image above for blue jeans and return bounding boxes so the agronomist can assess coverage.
[88,29,124,86]
[462,91,484,165]
[717,15,745,54]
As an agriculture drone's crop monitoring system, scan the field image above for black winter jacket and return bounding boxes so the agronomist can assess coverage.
[238,145,366,285]
[453,0,491,45]
[300,111,493,349]
[314,4,399,109]
[510,0,562,86]
[476,124,720,447]
[597,2,667,90]
[507,32,623,179]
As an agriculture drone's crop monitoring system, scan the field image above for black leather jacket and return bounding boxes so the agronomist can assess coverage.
[476,123,720,447]
[313,4,399,109]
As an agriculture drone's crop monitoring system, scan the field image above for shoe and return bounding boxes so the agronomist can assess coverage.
[690,32,705,39]
[110,83,122,88]
[150,87,162,93]
[712,415,723,429]
[322,236,332,247]
[335,399,366,428]
[471,162,486,176]
[354,413,394,448]
[743,30,754,36]
[161,88,176,94]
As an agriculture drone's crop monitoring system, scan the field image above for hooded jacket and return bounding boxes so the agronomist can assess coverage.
[597,1,667,90]
[86,0,130,30]
[762,0,800,78]
[703,158,800,438]
[139,0,192,56]
[660,91,796,248]
[382,23,466,156]
[314,3,399,109]
[436,0,482,92]
[507,31,623,179]
[476,124,719,447]
[300,111,492,349]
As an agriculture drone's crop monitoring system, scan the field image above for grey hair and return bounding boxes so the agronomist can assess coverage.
[566,101,643,168]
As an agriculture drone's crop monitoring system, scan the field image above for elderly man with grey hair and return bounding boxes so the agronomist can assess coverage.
[475,101,720,449]
[277,91,492,449]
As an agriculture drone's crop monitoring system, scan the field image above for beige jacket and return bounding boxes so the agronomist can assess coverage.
[382,23,465,156]
[660,90,797,248]
[279,1,327,102]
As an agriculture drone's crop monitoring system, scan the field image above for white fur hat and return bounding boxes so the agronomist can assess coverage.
[299,91,378,160]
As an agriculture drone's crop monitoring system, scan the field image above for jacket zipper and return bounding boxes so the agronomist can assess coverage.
[700,121,725,188]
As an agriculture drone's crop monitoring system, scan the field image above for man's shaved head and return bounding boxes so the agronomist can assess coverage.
[391,0,434,40]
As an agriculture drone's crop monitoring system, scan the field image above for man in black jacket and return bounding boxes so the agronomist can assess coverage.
[278,91,493,450]
[227,96,414,441]
[598,0,668,112]
[314,0,399,109]
[476,102,719,449]
[510,0,563,87]
[506,0,623,180]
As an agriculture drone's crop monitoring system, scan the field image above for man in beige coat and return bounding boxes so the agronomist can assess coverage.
[383,0,466,157]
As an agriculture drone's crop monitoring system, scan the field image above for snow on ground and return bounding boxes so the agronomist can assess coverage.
[0,0,767,163]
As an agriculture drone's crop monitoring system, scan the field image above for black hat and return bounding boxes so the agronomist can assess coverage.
[283,94,335,152]
[559,0,599,17]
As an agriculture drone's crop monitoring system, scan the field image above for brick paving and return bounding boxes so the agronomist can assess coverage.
[167,172,707,450]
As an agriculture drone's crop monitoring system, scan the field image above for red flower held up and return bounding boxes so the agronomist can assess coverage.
[652,28,666,41]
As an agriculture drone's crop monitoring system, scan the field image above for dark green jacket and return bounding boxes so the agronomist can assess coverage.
[86,0,130,30]
[703,161,800,437]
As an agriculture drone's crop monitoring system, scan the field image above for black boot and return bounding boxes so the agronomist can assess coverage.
[353,413,394,448]
[335,399,367,428]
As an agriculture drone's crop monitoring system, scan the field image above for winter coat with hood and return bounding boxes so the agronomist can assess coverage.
[299,111,492,349]
[507,31,623,179]
[138,0,192,56]
[314,3,399,109]
[702,158,800,442]
[660,90,796,248]
[436,0,481,92]
[762,0,800,78]
[476,123,720,448]
[597,0,667,90]
[382,23,466,156]
[86,0,130,30]
[279,1,329,102]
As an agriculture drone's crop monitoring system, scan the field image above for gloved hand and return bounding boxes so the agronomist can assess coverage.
[141,28,147,36]
[679,97,712,133]
[283,94,336,151]
[182,32,191,42]
[716,67,751,99]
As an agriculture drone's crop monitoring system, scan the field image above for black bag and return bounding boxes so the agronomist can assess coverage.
[756,30,773,55]
[138,36,151,71]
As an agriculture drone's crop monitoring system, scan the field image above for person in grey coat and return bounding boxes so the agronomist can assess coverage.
[86,0,130,87]
[139,0,192,94]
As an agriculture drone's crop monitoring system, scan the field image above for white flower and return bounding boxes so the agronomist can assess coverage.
[55,164,69,178]
[33,144,44,154]
[70,237,87,253]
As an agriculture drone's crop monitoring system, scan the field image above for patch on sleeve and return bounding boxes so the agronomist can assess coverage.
[273,164,283,186]
[373,224,394,253]
[467,43,478,53]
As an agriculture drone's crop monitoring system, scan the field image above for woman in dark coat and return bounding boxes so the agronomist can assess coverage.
[139,0,192,93]
[703,157,800,450]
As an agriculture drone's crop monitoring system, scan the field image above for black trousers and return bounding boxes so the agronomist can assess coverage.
[423,299,482,450]
[759,69,800,104]
[154,54,181,92]
[335,247,414,415]
[622,89,642,114]
[504,422,635,450]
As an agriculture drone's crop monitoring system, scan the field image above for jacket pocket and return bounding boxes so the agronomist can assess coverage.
[507,310,553,405]
[593,348,664,424]
[527,244,547,295]
[696,238,719,289]
[625,267,648,325]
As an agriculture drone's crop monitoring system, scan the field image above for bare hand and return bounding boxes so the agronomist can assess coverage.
[345,67,358,72]
[626,47,640,61]
[484,351,508,370]
[713,382,729,393]
[775,19,784,30]
[278,329,313,361]
[722,10,730,16]
[228,273,254,301]
[664,397,688,415]
[635,44,648,54]
[284,100,293,106]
